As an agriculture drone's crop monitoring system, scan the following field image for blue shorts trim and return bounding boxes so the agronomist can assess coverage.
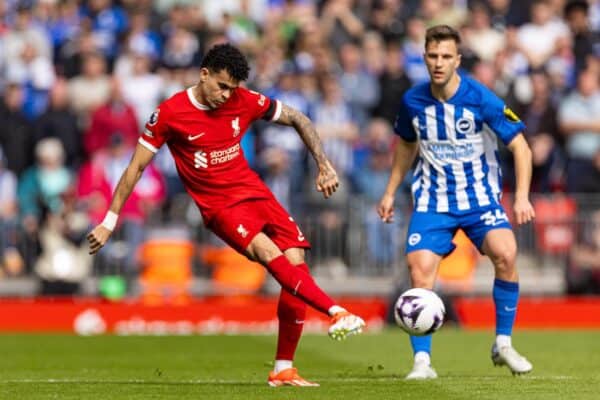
[405,204,512,256]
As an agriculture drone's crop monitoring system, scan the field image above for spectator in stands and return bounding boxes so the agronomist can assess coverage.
[250,47,285,93]
[122,10,162,63]
[67,52,111,122]
[372,41,412,125]
[18,138,73,231]
[81,0,129,62]
[487,0,530,30]
[369,0,413,42]
[572,149,600,193]
[34,78,82,169]
[58,30,102,78]
[591,0,600,31]
[260,61,311,211]
[558,64,600,192]
[517,0,570,69]
[118,52,164,130]
[311,74,359,178]
[77,134,165,273]
[2,3,52,63]
[353,118,403,269]
[420,0,467,28]
[161,27,201,70]
[83,77,140,156]
[222,8,260,53]
[564,0,600,75]
[320,0,365,50]
[515,69,566,192]
[44,0,82,61]
[567,208,600,294]
[260,147,292,211]
[34,184,92,295]
[402,16,429,84]
[18,138,73,269]
[493,27,530,85]
[337,41,380,128]
[3,39,56,120]
[0,146,24,278]
[0,83,33,176]
[361,31,387,76]
[304,77,356,274]
[464,2,506,62]
[0,0,8,35]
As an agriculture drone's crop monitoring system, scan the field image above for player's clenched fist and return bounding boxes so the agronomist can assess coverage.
[87,225,113,255]
[316,161,339,199]
[377,193,395,223]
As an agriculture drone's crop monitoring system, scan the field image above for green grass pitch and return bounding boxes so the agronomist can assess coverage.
[0,329,598,399]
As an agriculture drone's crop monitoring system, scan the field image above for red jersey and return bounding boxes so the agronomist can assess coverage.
[139,86,282,222]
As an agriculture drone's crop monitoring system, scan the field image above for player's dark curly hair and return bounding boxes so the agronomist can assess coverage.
[201,43,250,82]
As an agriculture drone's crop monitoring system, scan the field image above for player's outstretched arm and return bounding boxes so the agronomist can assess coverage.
[275,103,339,198]
[87,143,156,254]
[507,133,535,225]
[377,139,418,223]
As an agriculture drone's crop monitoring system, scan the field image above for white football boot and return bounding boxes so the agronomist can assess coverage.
[328,311,365,341]
[491,344,533,375]
[405,360,438,380]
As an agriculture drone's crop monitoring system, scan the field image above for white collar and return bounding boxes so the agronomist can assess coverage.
[187,87,210,110]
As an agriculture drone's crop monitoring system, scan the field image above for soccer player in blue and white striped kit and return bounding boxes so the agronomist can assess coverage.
[378,25,535,379]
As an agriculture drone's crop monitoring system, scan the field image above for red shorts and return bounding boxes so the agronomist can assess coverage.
[208,198,311,254]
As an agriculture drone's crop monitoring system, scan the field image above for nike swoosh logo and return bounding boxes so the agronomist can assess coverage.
[504,306,517,312]
[188,133,205,141]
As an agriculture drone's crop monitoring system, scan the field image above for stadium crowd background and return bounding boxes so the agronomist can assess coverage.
[0,0,599,297]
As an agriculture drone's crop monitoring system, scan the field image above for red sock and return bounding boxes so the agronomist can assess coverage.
[267,255,335,315]
[275,263,309,361]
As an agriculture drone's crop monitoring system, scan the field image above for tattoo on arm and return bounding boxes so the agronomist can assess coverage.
[276,103,328,166]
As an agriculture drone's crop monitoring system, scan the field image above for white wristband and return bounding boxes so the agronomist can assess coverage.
[101,211,119,231]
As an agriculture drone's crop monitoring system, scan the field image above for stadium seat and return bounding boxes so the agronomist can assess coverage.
[533,195,577,255]
[201,246,266,294]
[139,239,194,305]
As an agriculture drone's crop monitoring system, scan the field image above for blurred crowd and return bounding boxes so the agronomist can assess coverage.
[0,0,599,293]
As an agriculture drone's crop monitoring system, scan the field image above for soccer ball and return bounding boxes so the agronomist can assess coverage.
[394,288,446,336]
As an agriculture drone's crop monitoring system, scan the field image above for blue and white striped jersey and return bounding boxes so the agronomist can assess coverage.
[394,75,525,213]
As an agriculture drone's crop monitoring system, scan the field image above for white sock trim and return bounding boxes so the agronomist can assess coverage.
[414,351,431,365]
[496,334,512,348]
[274,360,293,373]
[328,305,346,316]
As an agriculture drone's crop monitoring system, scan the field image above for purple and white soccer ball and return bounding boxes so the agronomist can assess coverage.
[394,288,446,336]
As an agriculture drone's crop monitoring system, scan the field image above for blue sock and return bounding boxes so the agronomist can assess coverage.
[410,334,432,355]
[493,278,519,336]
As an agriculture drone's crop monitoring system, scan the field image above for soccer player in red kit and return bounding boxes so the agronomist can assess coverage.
[87,43,365,387]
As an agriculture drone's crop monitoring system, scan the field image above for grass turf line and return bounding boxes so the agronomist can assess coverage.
[0,330,598,400]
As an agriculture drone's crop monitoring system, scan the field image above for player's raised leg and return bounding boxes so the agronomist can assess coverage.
[482,228,532,375]
[246,233,365,340]
[405,249,442,380]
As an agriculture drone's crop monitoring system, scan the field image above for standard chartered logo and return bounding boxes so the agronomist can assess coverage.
[193,144,241,169]
[194,150,208,168]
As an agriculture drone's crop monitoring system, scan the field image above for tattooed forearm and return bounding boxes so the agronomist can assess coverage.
[277,103,328,166]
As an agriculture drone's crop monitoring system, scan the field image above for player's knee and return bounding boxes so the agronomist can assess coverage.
[246,235,282,264]
[284,248,306,266]
[407,260,437,289]
[489,242,517,271]
[407,252,438,289]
